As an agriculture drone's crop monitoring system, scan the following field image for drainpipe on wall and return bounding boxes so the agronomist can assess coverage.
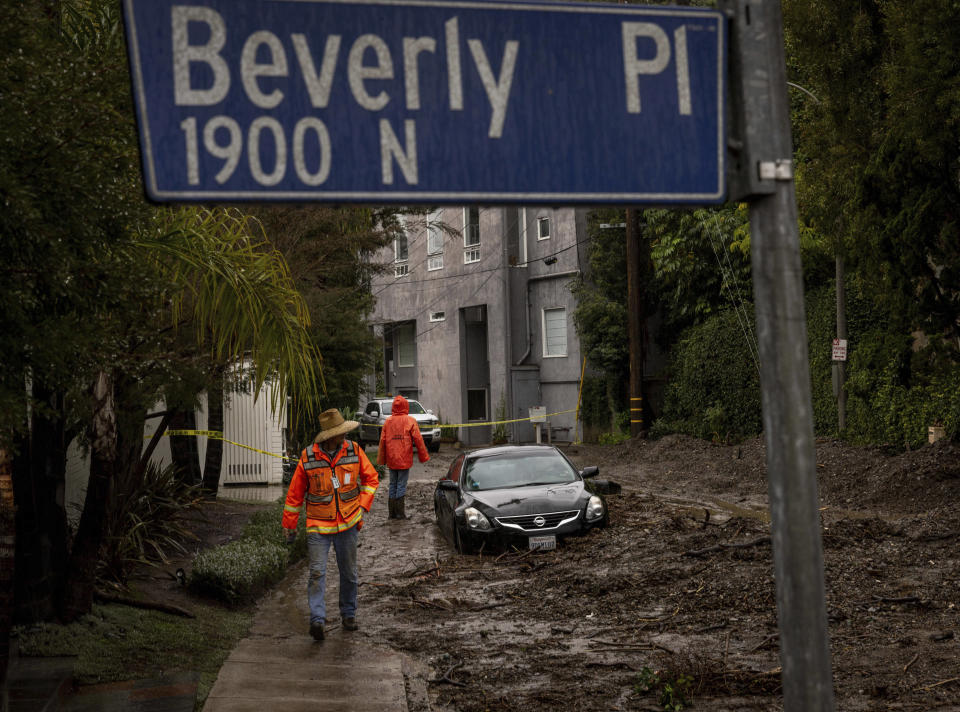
[515,270,580,366]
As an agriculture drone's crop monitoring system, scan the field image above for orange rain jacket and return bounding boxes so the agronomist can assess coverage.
[282,440,379,535]
[377,395,430,470]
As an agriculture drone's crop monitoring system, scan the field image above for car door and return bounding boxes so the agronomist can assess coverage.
[361,402,380,443]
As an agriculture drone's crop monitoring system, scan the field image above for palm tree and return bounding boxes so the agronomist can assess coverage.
[61,207,324,621]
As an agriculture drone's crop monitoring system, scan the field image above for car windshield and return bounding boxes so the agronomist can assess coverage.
[379,400,426,415]
[462,451,578,491]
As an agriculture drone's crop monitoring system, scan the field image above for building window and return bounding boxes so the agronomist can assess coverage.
[429,311,445,322]
[427,209,443,271]
[394,263,409,278]
[396,323,416,367]
[467,388,487,421]
[394,234,408,263]
[463,246,480,264]
[542,307,567,357]
[537,215,551,240]
[463,206,480,246]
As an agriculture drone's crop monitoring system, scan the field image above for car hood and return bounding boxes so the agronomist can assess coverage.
[466,482,587,515]
[409,413,436,424]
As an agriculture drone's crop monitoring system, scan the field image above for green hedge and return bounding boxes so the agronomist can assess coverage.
[188,500,306,605]
[652,307,762,441]
[653,285,959,449]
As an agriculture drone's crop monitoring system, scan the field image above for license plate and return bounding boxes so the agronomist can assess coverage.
[528,535,556,551]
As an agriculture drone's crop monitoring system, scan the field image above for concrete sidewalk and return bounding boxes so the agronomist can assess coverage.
[203,524,415,712]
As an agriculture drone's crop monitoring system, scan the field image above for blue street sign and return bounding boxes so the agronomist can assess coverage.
[122,0,726,203]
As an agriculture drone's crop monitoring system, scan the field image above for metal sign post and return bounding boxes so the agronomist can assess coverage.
[723,0,835,709]
[122,0,725,203]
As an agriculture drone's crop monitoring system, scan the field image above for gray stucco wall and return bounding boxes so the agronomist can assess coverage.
[369,206,584,446]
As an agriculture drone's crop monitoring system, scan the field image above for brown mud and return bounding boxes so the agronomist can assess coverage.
[355,436,960,711]
[132,436,960,711]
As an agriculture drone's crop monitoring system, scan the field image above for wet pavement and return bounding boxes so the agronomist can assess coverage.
[203,448,442,712]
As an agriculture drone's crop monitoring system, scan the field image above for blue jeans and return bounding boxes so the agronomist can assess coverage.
[307,527,359,624]
[388,468,410,498]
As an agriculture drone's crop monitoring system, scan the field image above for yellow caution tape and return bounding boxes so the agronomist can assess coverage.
[361,408,578,429]
[150,406,580,460]
[148,429,297,461]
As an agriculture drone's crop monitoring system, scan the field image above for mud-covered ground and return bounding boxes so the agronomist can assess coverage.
[354,436,960,711]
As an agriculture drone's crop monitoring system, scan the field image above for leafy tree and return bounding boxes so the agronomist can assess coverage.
[571,209,630,429]
[785,0,960,360]
[249,205,401,447]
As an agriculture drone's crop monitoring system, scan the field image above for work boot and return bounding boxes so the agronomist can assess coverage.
[396,496,407,520]
[310,620,325,641]
[342,617,358,631]
[388,498,397,519]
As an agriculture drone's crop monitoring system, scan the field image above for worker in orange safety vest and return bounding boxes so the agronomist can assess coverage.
[282,409,379,641]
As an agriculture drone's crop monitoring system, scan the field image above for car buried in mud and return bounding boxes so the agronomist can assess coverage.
[433,445,609,553]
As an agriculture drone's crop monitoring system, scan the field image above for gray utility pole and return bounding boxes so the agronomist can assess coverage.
[723,1,836,710]
[626,207,645,437]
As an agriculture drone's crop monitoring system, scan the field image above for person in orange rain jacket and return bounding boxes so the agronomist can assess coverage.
[282,409,379,641]
[377,394,429,520]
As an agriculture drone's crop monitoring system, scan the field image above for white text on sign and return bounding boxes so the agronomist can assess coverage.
[172,6,696,188]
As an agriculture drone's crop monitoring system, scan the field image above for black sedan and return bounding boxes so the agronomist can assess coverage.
[433,445,608,553]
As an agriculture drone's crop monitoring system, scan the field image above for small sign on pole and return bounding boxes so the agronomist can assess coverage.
[831,338,847,362]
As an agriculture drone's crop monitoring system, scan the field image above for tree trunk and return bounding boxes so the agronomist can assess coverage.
[0,446,15,710]
[168,408,201,486]
[11,382,69,624]
[201,375,225,498]
[61,371,116,623]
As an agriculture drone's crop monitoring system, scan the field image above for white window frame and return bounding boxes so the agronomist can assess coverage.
[463,246,480,264]
[396,323,416,367]
[427,255,444,271]
[429,311,446,322]
[394,233,408,263]
[463,206,480,247]
[394,263,409,278]
[542,307,567,358]
[537,214,551,241]
[427,209,444,255]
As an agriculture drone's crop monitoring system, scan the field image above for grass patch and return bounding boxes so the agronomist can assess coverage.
[14,601,253,710]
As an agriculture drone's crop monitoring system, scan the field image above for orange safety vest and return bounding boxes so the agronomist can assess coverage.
[282,440,379,535]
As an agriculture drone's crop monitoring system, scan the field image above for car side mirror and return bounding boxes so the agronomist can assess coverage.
[439,479,458,491]
[580,466,599,479]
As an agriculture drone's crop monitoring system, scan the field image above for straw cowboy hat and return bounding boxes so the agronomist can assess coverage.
[313,409,359,444]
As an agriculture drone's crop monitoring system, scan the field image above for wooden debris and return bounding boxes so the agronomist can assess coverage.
[682,535,771,558]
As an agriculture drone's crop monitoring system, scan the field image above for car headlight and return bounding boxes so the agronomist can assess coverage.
[464,507,492,530]
[585,496,605,521]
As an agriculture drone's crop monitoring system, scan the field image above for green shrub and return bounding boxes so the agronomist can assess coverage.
[806,282,960,448]
[654,307,762,440]
[98,461,203,584]
[189,538,289,604]
[189,499,306,604]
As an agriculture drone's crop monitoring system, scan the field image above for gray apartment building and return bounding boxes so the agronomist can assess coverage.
[366,206,588,446]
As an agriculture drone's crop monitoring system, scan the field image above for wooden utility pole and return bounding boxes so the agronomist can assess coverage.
[725,0,836,709]
[626,208,645,437]
[834,254,847,431]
